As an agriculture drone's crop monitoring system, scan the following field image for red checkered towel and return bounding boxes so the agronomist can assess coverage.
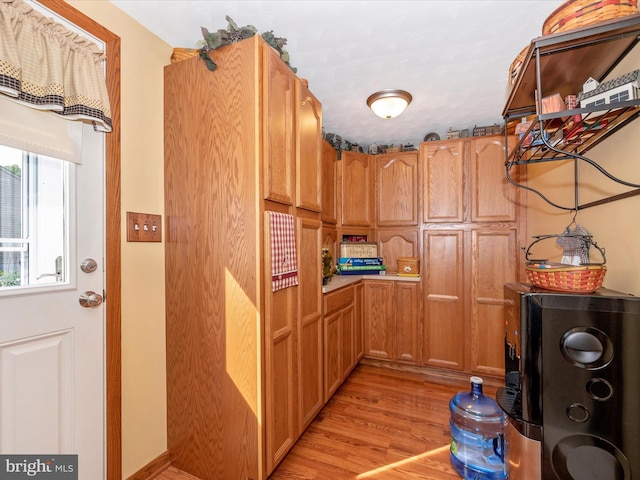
[268,211,299,291]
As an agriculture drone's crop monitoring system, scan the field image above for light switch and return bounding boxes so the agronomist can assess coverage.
[126,212,162,242]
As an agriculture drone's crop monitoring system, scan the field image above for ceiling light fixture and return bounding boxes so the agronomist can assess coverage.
[366,89,413,119]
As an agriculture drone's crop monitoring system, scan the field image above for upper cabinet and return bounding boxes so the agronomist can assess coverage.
[341,151,373,227]
[321,140,338,224]
[263,46,296,205]
[504,15,640,211]
[470,136,518,222]
[296,79,322,212]
[422,140,465,223]
[374,151,419,227]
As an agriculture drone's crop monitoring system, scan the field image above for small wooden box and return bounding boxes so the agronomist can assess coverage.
[397,257,420,276]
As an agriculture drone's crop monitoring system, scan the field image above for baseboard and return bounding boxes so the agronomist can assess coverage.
[358,358,504,389]
[125,451,171,480]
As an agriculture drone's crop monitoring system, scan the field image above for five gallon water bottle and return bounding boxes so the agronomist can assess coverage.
[449,376,507,480]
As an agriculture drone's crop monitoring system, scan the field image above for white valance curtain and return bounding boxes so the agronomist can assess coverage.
[0,0,112,133]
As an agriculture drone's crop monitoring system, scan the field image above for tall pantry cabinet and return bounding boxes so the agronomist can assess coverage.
[164,35,322,480]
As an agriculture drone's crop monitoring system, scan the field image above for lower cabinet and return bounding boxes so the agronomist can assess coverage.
[323,283,362,401]
[363,279,421,364]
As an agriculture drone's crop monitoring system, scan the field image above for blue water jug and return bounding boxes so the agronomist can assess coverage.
[449,376,507,480]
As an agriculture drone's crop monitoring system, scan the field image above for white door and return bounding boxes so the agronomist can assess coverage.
[0,122,105,478]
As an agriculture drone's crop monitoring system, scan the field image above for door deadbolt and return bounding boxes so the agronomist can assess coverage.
[80,258,98,273]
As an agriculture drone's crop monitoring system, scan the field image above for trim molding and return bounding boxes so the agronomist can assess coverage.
[125,451,171,480]
[37,2,122,479]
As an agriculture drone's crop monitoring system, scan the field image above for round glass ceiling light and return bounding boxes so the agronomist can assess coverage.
[366,89,413,119]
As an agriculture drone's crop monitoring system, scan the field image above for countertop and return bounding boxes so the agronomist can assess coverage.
[322,273,420,294]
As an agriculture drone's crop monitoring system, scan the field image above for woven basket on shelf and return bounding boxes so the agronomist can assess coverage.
[524,233,607,293]
[525,264,607,293]
[508,45,529,87]
[542,0,639,36]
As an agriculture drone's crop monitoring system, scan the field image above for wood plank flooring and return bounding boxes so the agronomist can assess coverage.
[269,364,497,480]
[159,364,499,480]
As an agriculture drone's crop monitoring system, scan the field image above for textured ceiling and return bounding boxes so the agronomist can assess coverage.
[109,0,565,149]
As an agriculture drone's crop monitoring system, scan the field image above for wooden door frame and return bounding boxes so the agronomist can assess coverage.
[38,2,122,479]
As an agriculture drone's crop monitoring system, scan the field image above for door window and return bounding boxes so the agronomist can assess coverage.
[0,145,69,290]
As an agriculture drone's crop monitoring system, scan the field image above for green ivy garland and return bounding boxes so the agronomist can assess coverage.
[198,16,296,72]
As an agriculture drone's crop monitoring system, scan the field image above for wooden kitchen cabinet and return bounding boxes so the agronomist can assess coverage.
[470,136,518,222]
[321,139,338,224]
[323,284,358,400]
[297,211,323,430]
[376,228,419,276]
[420,135,521,377]
[164,36,323,480]
[423,229,465,371]
[469,228,518,377]
[341,151,373,227]
[296,79,322,212]
[374,151,419,227]
[422,139,465,223]
[363,280,421,364]
[263,45,296,205]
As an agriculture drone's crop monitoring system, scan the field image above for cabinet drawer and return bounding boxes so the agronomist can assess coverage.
[324,285,354,314]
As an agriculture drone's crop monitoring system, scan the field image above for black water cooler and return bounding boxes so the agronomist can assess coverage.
[498,283,640,480]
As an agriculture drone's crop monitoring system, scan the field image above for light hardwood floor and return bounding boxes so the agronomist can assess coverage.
[159,364,499,480]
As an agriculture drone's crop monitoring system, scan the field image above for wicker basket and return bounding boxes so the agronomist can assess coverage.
[524,234,607,293]
[542,0,639,36]
[508,45,529,87]
[525,264,607,293]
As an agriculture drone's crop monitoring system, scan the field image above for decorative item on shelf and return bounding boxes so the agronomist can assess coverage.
[542,0,638,36]
[523,232,607,293]
[324,132,343,152]
[197,16,295,72]
[460,129,470,138]
[337,257,386,276]
[322,248,333,285]
[339,242,378,258]
[386,144,403,153]
[508,44,529,87]
[397,257,420,277]
[446,127,460,140]
[473,124,502,136]
[368,143,378,154]
[377,144,388,154]
[423,132,440,142]
[577,69,640,117]
[403,143,417,151]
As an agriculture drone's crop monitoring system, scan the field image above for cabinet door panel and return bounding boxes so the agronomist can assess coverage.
[322,140,337,224]
[395,282,421,364]
[263,47,295,205]
[341,304,355,377]
[363,281,393,359]
[423,230,464,370]
[341,151,372,227]
[323,310,341,401]
[296,80,322,212]
[354,283,364,361]
[375,152,419,226]
[470,228,517,376]
[422,140,465,223]
[470,136,518,222]
[265,210,297,472]
[297,213,323,428]
[377,229,419,276]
